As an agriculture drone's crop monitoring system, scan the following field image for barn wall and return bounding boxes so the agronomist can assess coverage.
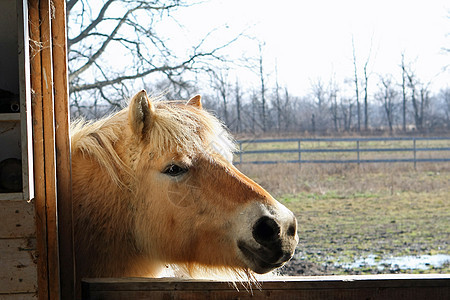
[0,0,37,298]
[28,0,74,298]
[0,201,37,298]
[1,0,71,298]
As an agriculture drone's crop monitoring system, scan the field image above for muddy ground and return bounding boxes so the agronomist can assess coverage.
[238,163,450,275]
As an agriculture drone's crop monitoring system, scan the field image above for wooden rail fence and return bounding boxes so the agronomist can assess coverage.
[82,275,450,300]
[234,137,450,168]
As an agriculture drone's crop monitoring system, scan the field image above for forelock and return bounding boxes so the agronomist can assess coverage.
[147,102,236,161]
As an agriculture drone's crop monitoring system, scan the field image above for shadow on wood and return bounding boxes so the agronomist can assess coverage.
[82,274,450,300]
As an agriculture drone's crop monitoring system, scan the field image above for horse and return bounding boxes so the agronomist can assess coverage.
[71,90,298,291]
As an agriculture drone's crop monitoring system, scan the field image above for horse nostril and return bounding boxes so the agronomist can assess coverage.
[253,216,280,245]
[287,223,296,237]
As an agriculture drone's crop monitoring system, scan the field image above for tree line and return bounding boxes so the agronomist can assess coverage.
[67,0,450,136]
[198,53,450,136]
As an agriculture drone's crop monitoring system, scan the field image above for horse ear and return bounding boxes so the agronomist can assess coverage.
[186,95,202,109]
[129,90,154,138]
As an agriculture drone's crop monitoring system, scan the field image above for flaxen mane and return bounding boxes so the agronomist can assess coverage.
[71,99,235,188]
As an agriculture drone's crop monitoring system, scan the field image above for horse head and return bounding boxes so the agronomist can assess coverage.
[72,90,298,286]
[128,90,298,276]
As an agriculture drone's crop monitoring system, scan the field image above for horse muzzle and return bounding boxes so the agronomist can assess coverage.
[235,202,298,274]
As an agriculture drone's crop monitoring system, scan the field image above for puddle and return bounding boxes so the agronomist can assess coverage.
[340,254,450,270]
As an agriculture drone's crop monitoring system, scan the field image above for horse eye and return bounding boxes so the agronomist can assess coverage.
[163,164,188,177]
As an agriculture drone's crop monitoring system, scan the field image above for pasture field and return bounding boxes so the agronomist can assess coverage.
[237,161,450,275]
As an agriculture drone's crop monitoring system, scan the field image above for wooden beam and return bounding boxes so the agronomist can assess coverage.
[17,0,34,201]
[39,0,61,298]
[31,0,74,298]
[28,0,49,298]
[51,0,75,298]
[82,275,450,300]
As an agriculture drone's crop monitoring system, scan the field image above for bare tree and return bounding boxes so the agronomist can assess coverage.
[250,89,260,133]
[400,53,408,132]
[258,43,267,132]
[282,88,292,131]
[403,65,430,131]
[441,88,450,128]
[328,78,339,132]
[310,78,341,133]
[352,36,373,131]
[309,78,328,132]
[211,70,231,126]
[340,97,353,132]
[311,78,326,111]
[352,37,361,132]
[273,62,282,132]
[234,79,242,133]
[363,56,371,131]
[68,0,241,117]
[375,75,398,133]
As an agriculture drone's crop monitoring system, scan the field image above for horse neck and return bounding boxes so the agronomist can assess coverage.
[72,119,136,220]
[72,123,139,258]
[73,151,145,276]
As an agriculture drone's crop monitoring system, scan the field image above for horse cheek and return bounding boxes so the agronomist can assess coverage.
[134,179,186,262]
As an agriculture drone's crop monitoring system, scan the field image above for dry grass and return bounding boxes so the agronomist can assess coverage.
[239,162,449,197]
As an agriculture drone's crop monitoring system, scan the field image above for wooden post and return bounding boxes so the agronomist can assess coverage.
[239,142,243,165]
[81,275,450,300]
[29,1,49,298]
[41,1,62,296]
[52,0,75,298]
[17,0,34,200]
[298,140,302,168]
[32,0,61,298]
[357,140,360,167]
[30,1,74,298]
[413,138,417,170]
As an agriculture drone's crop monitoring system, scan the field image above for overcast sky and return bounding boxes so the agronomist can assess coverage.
[164,0,449,96]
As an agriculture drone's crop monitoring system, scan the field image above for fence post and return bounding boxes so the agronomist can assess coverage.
[413,138,416,170]
[357,140,360,167]
[298,140,301,168]
[239,142,243,165]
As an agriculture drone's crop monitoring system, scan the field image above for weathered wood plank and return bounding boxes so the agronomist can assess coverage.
[52,1,75,298]
[0,201,35,238]
[39,0,61,298]
[82,275,450,300]
[29,0,49,298]
[0,293,37,299]
[17,0,34,202]
[84,288,449,300]
[0,239,37,294]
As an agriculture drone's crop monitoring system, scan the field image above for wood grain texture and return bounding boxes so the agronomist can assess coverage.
[0,239,37,294]
[82,275,450,300]
[0,201,35,238]
[29,0,49,298]
[39,0,61,298]
[0,294,37,299]
[51,0,75,298]
[17,0,34,201]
